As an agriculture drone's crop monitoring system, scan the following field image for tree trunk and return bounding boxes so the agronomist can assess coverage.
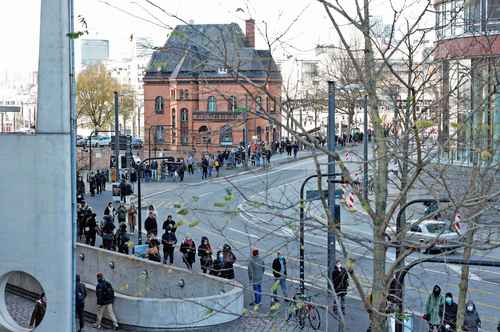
[456,226,475,332]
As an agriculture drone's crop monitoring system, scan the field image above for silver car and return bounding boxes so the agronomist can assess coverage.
[405,220,460,253]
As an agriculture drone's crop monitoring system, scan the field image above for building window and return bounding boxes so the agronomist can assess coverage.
[465,0,481,32]
[199,125,210,144]
[179,89,184,100]
[154,126,165,143]
[170,89,175,100]
[171,109,176,144]
[228,96,237,112]
[154,96,164,114]
[184,89,189,100]
[256,126,262,142]
[256,96,262,114]
[180,108,189,145]
[180,108,189,122]
[220,125,233,145]
[208,96,217,112]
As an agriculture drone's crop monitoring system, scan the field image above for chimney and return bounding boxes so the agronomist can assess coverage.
[245,19,255,48]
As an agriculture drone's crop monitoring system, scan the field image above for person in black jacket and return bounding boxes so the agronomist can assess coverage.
[162,215,176,233]
[210,251,223,277]
[161,224,177,264]
[221,244,236,279]
[116,223,130,254]
[94,272,118,330]
[332,260,349,315]
[101,215,115,250]
[84,209,97,246]
[180,235,196,270]
[271,251,288,302]
[104,202,113,217]
[441,292,458,331]
[144,211,157,237]
[75,274,87,332]
[198,236,213,273]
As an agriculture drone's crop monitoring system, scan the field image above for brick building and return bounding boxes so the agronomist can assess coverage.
[143,20,282,156]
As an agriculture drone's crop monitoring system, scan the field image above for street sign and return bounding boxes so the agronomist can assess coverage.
[305,189,344,201]
[0,106,21,112]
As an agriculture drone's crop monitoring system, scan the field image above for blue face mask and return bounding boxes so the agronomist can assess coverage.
[445,297,452,305]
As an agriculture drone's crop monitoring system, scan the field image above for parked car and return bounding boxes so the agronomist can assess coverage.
[76,135,87,147]
[387,219,460,253]
[97,136,112,147]
[131,137,143,149]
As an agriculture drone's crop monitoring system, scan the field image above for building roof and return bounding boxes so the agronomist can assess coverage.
[144,23,281,81]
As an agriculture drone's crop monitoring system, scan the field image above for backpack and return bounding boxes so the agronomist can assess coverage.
[103,281,115,302]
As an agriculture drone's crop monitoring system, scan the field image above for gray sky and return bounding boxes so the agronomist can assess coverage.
[0,0,432,75]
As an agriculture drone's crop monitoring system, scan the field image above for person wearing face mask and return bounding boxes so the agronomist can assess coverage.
[180,234,196,270]
[462,300,480,332]
[424,285,445,331]
[440,292,457,331]
[210,250,224,277]
[332,260,349,315]
[198,236,213,273]
[161,224,177,265]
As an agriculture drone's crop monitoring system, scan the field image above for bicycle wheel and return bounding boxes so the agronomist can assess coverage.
[297,308,306,329]
[308,306,321,330]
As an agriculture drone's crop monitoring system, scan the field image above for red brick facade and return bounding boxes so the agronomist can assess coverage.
[144,79,281,155]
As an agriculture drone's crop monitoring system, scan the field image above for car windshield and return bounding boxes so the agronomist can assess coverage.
[425,223,448,234]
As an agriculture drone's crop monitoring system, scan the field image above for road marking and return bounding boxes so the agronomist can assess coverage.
[447,264,482,281]
[228,227,259,239]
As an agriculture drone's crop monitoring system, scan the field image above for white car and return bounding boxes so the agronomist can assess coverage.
[387,219,461,253]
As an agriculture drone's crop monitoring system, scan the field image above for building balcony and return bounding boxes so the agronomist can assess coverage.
[192,111,242,121]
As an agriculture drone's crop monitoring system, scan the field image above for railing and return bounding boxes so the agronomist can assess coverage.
[192,111,241,121]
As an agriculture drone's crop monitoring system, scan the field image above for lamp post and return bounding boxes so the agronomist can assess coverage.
[394,198,450,332]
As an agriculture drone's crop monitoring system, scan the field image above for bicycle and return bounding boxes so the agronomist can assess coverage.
[285,293,321,330]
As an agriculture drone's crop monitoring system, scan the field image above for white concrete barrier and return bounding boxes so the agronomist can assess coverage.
[76,244,244,329]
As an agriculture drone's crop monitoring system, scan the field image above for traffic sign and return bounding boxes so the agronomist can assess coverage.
[305,189,344,201]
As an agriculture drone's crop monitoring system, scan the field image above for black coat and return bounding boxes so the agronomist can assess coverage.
[221,251,236,279]
[161,231,177,247]
[96,279,114,305]
[180,240,196,263]
[272,257,287,278]
[442,302,458,329]
[145,216,157,235]
[332,267,349,295]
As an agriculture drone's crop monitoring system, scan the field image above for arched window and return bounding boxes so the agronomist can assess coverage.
[208,96,217,112]
[220,125,233,145]
[199,126,210,144]
[180,108,189,145]
[155,96,164,114]
[255,96,262,114]
[228,96,237,112]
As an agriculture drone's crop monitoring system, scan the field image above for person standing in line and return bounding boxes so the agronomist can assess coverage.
[221,244,237,279]
[29,293,46,328]
[180,235,196,270]
[177,161,186,182]
[332,259,350,315]
[248,248,265,307]
[162,215,177,233]
[94,272,119,330]
[462,300,481,332]
[116,203,127,225]
[75,274,87,332]
[104,202,113,217]
[271,251,288,302]
[144,211,158,238]
[84,209,97,246]
[424,285,445,332]
[161,224,177,264]
[127,203,137,233]
[116,223,130,254]
[101,215,115,251]
[214,158,221,177]
[147,236,162,262]
[198,236,213,273]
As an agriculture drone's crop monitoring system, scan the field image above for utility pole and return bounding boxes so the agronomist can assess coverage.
[327,81,337,292]
[114,92,120,182]
[363,95,369,200]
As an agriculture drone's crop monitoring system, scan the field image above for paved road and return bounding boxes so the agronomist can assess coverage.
[78,145,500,331]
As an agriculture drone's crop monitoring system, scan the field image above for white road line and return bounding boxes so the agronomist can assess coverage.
[228,227,260,239]
[447,264,483,281]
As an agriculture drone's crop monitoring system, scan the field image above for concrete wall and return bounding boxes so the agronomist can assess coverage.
[0,2,73,331]
[77,244,243,329]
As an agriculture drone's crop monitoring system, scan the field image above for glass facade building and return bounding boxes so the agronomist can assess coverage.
[434,0,500,163]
